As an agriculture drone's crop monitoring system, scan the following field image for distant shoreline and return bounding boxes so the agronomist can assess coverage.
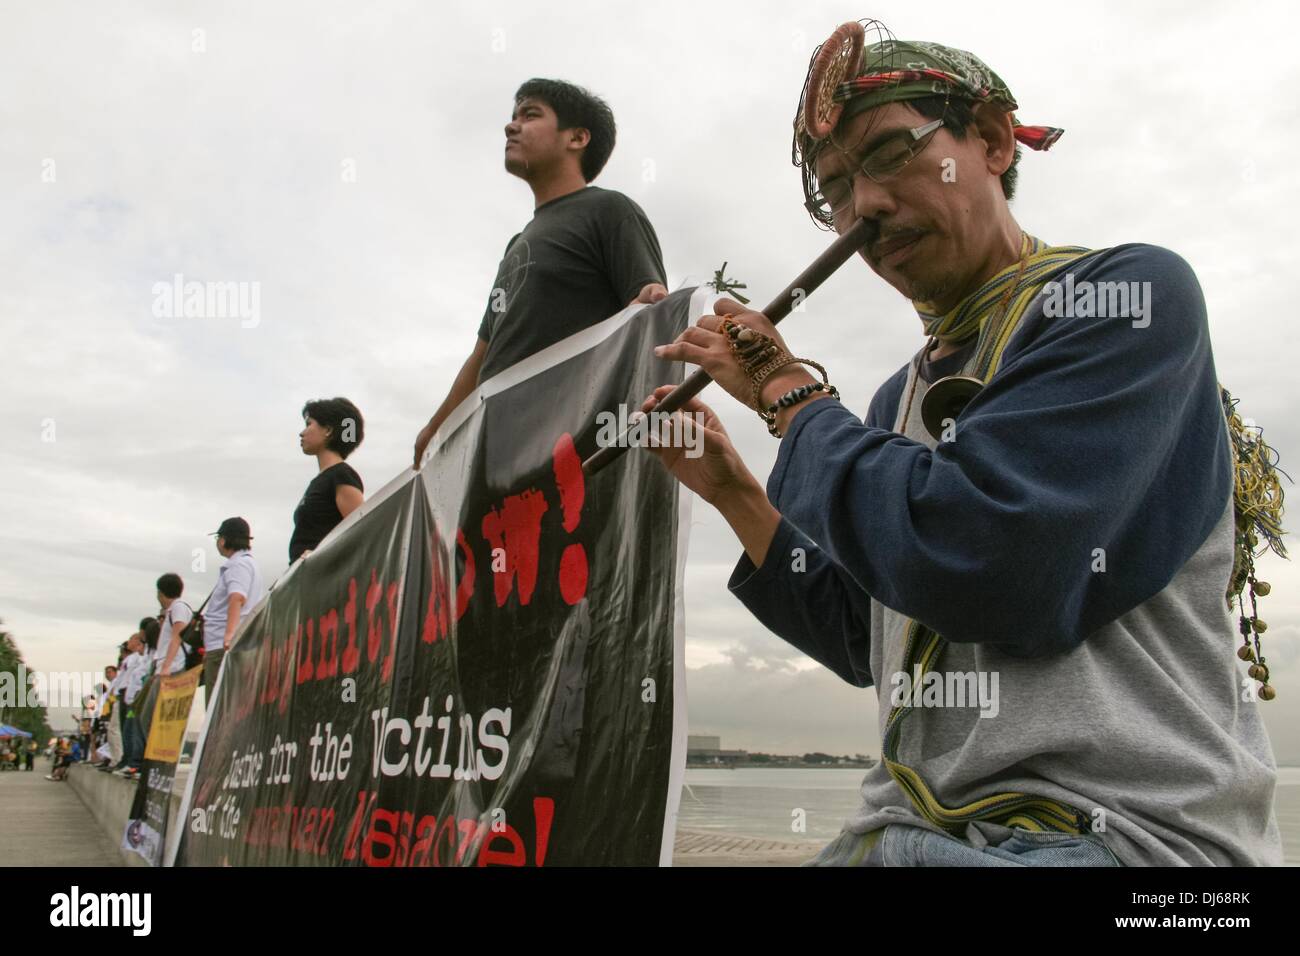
[686,762,876,770]
[686,763,1300,771]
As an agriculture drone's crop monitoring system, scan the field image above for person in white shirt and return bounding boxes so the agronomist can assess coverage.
[155,572,193,677]
[124,618,159,706]
[96,663,122,771]
[86,683,111,766]
[115,631,149,776]
[203,517,265,708]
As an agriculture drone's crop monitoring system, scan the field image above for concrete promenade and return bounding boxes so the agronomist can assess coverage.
[1,758,817,866]
[5,756,1293,867]
[0,758,122,866]
[672,828,820,866]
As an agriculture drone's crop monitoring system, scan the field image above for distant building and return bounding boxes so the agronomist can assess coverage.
[686,734,747,766]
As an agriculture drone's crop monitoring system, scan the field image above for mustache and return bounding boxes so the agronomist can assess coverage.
[862,222,926,258]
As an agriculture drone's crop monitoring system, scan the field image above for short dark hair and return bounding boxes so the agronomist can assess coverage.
[303,397,365,459]
[515,78,616,183]
[139,618,161,651]
[906,95,1021,201]
[156,573,183,599]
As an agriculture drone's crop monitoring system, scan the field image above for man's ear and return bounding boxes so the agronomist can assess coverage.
[567,127,591,152]
[970,101,1016,179]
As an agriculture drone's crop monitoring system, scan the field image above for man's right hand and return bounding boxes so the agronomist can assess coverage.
[638,385,782,567]
[631,282,669,305]
[416,339,488,471]
[637,386,759,505]
[413,420,437,470]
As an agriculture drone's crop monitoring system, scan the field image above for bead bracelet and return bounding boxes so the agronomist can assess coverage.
[760,362,839,438]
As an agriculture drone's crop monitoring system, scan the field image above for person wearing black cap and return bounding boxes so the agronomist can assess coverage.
[203,517,265,707]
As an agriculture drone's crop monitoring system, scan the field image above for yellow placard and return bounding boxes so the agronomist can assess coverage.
[143,665,202,763]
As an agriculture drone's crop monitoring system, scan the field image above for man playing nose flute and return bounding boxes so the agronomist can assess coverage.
[644,23,1283,867]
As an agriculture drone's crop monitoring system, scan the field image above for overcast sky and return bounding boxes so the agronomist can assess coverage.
[4,0,1298,761]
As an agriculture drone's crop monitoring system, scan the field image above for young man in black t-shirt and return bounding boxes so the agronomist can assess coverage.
[412,78,668,468]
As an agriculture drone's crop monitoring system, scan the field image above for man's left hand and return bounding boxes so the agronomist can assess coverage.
[654,297,810,411]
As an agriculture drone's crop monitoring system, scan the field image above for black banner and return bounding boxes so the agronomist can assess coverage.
[171,291,700,866]
[122,666,202,866]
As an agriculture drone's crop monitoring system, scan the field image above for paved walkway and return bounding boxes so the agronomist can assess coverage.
[0,759,122,866]
[672,828,821,866]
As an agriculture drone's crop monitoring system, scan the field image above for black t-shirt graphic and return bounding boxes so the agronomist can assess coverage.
[289,462,364,561]
[476,186,666,381]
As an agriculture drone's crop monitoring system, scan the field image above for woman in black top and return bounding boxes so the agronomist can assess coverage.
[290,397,365,562]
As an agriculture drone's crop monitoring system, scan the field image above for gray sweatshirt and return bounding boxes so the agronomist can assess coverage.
[728,244,1283,865]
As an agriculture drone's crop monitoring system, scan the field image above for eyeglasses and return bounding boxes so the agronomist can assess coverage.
[805,117,945,223]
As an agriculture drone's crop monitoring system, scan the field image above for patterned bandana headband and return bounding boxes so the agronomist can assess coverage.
[832,43,1064,150]
[793,21,1063,225]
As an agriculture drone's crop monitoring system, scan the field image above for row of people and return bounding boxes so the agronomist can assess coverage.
[79,396,369,780]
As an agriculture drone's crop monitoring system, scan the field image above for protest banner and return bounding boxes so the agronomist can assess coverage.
[170,289,705,866]
[123,665,202,865]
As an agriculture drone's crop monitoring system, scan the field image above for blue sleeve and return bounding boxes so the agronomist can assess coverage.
[727,517,876,687]
[723,363,906,684]
[763,244,1232,656]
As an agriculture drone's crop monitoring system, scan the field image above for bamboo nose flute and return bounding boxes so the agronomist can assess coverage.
[581,216,873,476]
